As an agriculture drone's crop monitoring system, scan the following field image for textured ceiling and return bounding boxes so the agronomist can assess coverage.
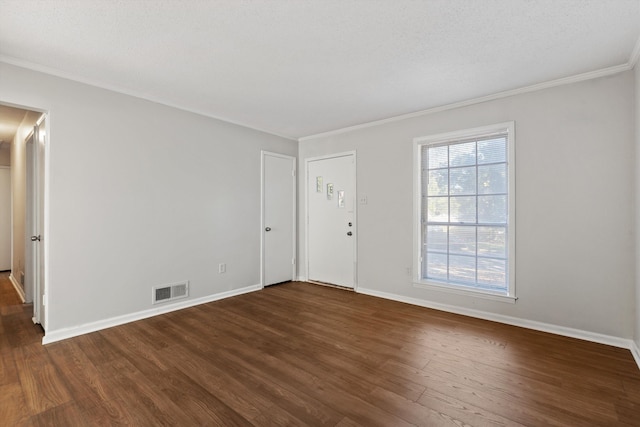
[0,0,639,139]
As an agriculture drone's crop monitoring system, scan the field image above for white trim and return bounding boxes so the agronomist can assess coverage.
[3,56,634,144]
[413,122,516,300]
[26,118,47,328]
[8,273,25,303]
[3,52,634,144]
[412,121,514,145]
[8,162,13,283]
[631,341,640,370]
[0,100,48,115]
[299,64,631,141]
[304,151,358,290]
[41,112,51,331]
[629,35,640,68]
[260,151,297,288]
[0,57,297,142]
[0,166,11,274]
[42,283,261,344]
[304,151,358,164]
[357,287,638,357]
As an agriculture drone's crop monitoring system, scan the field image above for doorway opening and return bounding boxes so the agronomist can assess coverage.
[0,102,47,329]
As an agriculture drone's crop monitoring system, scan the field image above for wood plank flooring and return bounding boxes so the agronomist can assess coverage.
[1,271,640,426]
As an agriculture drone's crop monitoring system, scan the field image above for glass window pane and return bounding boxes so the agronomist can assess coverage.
[449,255,475,283]
[449,142,476,167]
[478,258,506,288]
[428,145,448,169]
[427,197,449,222]
[420,130,510,295]
[450,196,476,223]
[478,164,506,195]
[426,226,448,252]
[478,137,506,164]
[426,252,448,281]
[478,195,506,224]
[427,169,448,196]
[450,166,476,195]
[477,227,506,257]
[449,226,475,255]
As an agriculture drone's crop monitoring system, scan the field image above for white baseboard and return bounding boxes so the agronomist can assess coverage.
[8,273,25,303]
[631,341,640,370]
[42,284,261,345]
[357,287,639,370]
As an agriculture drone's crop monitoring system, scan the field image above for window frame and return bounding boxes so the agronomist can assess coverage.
[413,122,516,303]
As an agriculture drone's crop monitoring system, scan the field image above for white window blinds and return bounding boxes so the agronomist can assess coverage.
[421,132,510,294]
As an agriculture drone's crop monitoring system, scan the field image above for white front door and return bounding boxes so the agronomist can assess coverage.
[262,151,296,286]
[0,167,10,271]
[307,153,356,288]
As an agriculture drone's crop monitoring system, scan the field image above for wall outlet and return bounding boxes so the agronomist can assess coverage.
[218,263,226,274]
[359,195,368,205]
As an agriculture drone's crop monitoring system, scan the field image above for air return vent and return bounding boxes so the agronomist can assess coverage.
[152,281,189,304]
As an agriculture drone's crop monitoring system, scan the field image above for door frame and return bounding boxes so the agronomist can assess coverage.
[260,150,297,288]
[304,151,357,290]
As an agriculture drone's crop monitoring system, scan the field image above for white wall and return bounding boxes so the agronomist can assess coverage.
[0,148,9,166]
[635,63,640,351]
[300,71,635,339]
[0,62,297,335]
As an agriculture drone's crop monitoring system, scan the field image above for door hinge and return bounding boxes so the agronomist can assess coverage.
[292,169,296,177]
[292,258,296,265]
[42,294,46,306]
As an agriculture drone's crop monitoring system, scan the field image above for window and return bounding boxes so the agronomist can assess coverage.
[414,122,515,301]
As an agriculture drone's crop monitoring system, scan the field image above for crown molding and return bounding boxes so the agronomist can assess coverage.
[2,52,635,144]
[0,55,297,142]
[299,63,632,142]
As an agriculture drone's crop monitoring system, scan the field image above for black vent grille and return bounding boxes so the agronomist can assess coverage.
[155,287,171,302]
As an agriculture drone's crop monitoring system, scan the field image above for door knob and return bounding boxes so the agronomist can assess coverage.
[347,231,352,236]
[31,235,41,242]
[265,227,272,232]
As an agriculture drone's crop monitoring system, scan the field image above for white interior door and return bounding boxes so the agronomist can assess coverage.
[262,151,296,286]
[25,117,45,327]
[307,153,356,288]
[0,167,11,271]
[25,132,35,304]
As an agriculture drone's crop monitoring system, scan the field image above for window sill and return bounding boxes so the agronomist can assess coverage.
[413,280,517,304]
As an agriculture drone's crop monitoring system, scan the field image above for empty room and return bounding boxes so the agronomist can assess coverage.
[1,0,640,425]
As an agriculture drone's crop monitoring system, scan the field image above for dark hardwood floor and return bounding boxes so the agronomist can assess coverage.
[1,271,640,426]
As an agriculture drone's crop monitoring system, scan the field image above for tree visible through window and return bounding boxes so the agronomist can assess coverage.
[415,123,515,298]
